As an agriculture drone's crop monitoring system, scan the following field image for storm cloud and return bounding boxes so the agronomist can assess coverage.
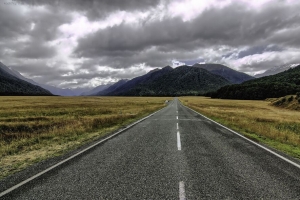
[1,0,300,88]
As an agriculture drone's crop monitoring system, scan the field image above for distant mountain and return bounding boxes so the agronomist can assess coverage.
[96,79,129,95]
[210,65,300,100]
[254,63,300,78]
[193,63,254,84]
[81,84,111,96]
[0,62,53,96]
[120,65,231,96]
[105,66,173,96]
[1,62,89,96]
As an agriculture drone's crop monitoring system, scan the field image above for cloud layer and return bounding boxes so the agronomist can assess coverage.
[1,0,300,88]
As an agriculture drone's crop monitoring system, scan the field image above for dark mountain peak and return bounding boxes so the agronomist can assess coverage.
[162,66,173,70]
[147,68,160,74]
[192,63,254,84]
[192,63,227,70]
[121,65,231,96]
[147,66,173,74]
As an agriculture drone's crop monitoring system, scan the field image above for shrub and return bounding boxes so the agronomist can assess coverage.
[298,98,300,103]
[297,92,300,99]
[288,96,294,102]
[281,98,286,103]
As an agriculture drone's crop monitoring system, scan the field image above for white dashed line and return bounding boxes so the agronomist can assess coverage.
[179,181,186,200]
[176,116,178,120]
[177,131,181,151]
[177,123,179,130]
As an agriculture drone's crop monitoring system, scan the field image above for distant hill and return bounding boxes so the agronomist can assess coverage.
[81,84,111,96]
[96,79,129,96]
[255,63,300,78]
[119,65,231,96]
[193,63,254,84]
[0,63,53,96]
[105,66,173,96]
[0,62,89,96]
[210,65,300,100]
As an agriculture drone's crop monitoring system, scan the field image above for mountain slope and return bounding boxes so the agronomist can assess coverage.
[96,79,129,95]
[0,63,53,96]
[211,65,300,100]
[106,66,173,96]
[121,65,231,96]
[193,63,254,84]
[255,63,300,78]
[0,62,89,96]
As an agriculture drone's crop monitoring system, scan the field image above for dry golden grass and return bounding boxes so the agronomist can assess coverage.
[179,96,300,158]
[0,96,171,179]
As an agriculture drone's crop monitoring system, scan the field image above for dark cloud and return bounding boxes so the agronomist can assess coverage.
[16,0,161,20]
[14,41,56,59]
[29,9,72,42]
[0,4,30,39]
[237,45,284,59]
[74,1,300,70]
[1,0,300,88]
[180,58,205,65]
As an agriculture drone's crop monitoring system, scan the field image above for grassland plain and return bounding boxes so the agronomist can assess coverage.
[0,96,171,179]
[179,96,300,159]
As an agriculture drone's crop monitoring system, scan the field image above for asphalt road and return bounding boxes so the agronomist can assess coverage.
[2,98,300,199]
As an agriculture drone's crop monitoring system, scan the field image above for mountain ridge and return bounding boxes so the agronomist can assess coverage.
[0,62,53,96]
[210,65,300,100]
[193,63,254,84]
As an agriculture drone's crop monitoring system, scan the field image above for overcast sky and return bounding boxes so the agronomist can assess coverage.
[1,0,300,89]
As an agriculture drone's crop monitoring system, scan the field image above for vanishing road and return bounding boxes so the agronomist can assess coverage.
[2,98,300,199]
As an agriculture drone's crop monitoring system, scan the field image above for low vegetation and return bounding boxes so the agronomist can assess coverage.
[0,96,170,179]
[179,96,300,159]
[270,95,300,110]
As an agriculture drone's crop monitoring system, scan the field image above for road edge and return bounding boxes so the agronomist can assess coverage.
[179,101,300,170]
[0,103,169,197]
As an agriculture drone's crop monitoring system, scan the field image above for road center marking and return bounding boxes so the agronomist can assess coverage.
[176,116,178,120]
[179,181,186,200]
[177,123,179,130]
[177,131,181,151]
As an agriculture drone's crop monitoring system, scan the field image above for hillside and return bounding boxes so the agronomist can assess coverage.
[210,65,300,100]
[121,65,231,96]
[193,63,254,84]
[270,94,300,111]
[0,64,53,96]
[105,66,173,96]
[0,62,88,96]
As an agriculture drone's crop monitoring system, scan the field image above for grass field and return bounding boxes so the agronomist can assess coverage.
[179,96,300,159]
[0,96,170,179]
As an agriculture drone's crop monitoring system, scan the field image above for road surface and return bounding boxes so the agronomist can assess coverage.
[2,98,300,199]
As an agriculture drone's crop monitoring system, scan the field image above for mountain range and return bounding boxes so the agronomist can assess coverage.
[0,62,52,96]
[210,65,300,100]
[94,64,253,96]
[1,61,257,96]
